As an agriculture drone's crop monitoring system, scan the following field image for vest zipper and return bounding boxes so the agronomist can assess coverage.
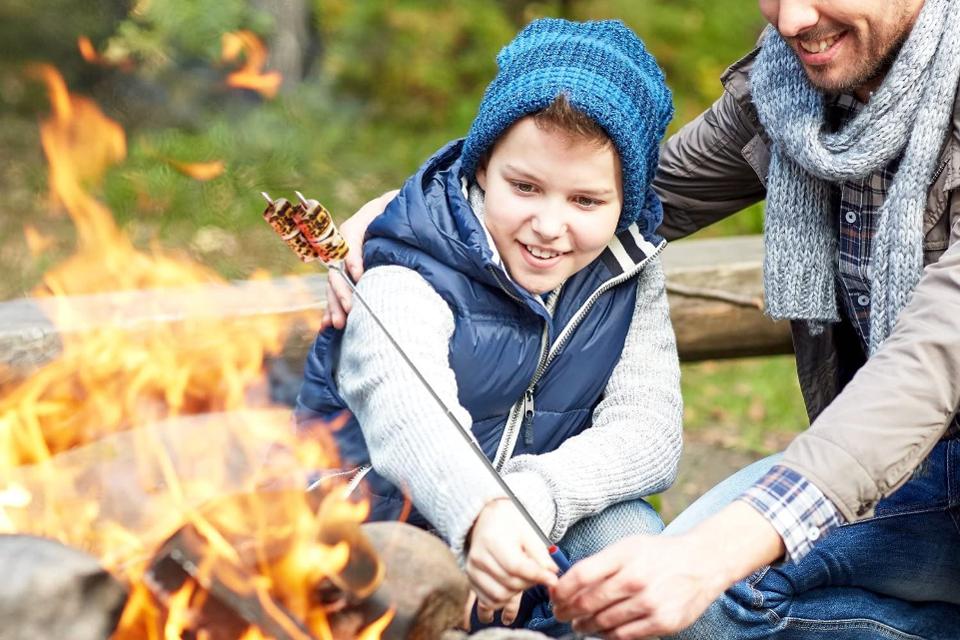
[491,239,666,470]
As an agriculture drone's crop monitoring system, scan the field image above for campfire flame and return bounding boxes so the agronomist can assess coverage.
[77,36,134,70]
[165,158,226,181]
[221,31,283,99]
[1,66,387,638]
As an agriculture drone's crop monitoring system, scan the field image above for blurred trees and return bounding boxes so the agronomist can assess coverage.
[2,0,769,274]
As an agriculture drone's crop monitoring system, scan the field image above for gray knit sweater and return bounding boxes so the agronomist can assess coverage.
[336,259,683,554]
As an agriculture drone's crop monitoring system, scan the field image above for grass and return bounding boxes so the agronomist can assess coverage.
[681,355,808,454]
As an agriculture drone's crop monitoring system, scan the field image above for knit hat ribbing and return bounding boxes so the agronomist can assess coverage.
[460,18,674,233]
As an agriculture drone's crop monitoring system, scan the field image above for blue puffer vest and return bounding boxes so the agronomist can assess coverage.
[296,140,665,522]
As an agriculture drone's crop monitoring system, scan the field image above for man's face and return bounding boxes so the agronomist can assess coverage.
[758,0,924,97]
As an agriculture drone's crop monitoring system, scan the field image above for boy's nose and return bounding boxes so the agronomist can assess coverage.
[530,206,567,240]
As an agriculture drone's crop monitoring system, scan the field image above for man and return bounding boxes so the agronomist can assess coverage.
[323,0,960,637]
[548,0,960,638]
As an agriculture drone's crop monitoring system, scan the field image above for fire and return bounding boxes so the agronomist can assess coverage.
[221,31,283,99]
[77,36,134,70]
[165,158,226,181]
[0,66,389,638]
[23,224,55,256]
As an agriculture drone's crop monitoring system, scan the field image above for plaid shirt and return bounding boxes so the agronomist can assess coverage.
[741,465,842,563]
[741,94,957,563]
[831,93,900,348]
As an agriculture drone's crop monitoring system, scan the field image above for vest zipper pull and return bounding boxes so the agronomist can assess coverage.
[522,389,535,446]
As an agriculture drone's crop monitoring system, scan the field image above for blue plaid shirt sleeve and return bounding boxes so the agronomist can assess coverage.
[739,465,844,564]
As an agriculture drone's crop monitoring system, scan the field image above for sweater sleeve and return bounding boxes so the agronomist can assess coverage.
[335,265,506,555]
[501,257,684,541]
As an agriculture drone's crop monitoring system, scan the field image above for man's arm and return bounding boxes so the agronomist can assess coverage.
[655,86,768,240]
[779,231,960,524]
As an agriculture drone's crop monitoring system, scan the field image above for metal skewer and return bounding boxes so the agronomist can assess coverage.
[260,191,570,571]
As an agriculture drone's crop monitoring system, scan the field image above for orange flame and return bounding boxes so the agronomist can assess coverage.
[221,31,282,99]
[23,224,55,257]
[1,66,388,639]
[357,607,395,640]
[165,159,226,181]
[78,36,134,70]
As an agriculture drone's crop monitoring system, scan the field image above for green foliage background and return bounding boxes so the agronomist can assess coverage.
[0,0,805,447]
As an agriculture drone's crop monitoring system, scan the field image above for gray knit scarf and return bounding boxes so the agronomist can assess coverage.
[751,0,960,354]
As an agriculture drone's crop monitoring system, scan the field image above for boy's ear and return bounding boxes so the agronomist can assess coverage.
[475,161,488,191]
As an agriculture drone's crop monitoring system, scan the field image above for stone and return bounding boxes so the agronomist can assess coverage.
[0,534,128,640]
[327,521,471,639]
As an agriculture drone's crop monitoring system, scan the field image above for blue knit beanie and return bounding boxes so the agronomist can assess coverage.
[460,18,674,233]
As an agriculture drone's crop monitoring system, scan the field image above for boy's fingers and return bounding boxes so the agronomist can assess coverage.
[500,592,523,626]
[467,551,531,593]
[476,601,496,624]
[470,570,515,609]
[462,591,477,630]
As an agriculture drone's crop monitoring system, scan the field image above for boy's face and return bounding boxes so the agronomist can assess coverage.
[476,117,622,295]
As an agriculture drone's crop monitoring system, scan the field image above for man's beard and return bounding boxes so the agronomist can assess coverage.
[810,29,910,95]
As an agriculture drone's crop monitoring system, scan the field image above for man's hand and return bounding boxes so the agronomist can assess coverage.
[322,190,399,329]
[466,498,558,615]
[551,501,785,639]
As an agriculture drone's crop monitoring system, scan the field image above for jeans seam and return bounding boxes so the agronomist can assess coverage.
[746,566,772,611]
[837,502,951,528]
[782,616,926,639]
[948,440,957,505]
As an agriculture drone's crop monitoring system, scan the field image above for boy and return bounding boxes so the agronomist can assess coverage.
[296,18,680,633]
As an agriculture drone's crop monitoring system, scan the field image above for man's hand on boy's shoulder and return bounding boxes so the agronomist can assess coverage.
[321,190,399,330]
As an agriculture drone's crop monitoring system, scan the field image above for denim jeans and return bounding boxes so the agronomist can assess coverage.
[671,438,960,640]
[475,497,664,637]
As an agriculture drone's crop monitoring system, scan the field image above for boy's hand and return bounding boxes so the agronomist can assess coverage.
[463,590,524,627]
[466,498,558,612]
[322,190,399,329]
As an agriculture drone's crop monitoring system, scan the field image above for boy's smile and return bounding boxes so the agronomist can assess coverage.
[475,117,623,295]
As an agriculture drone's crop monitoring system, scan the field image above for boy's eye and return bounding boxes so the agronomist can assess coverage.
[511,181,536,193]
[574,195,601,208]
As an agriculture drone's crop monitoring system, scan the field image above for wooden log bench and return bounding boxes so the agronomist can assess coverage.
[0,235,792,380]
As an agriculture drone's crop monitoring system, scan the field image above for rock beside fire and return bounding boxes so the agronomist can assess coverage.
[327,521,471,639]
[0,535,127,640]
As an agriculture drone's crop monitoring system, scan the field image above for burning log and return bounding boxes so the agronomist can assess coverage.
[144,524,315,639]
[0,535,127,640]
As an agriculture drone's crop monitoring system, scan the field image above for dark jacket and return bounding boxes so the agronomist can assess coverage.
[296,140,666,520]
[652,48,960,522]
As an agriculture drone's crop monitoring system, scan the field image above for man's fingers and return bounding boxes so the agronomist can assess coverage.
[551,548,625,617]
[569,595,649,636]
[344,251,365,282]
